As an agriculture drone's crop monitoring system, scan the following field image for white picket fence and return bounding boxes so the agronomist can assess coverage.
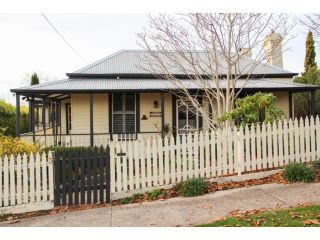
[3,116,320,206]
[0,152,54,214]
[110,116,320,198]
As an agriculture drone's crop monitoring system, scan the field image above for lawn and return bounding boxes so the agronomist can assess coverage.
[199,205,320,227]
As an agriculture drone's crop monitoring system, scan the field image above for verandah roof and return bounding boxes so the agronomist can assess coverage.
[11,78,318,96]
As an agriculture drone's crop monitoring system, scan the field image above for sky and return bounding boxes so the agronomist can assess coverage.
[0,13,319,104]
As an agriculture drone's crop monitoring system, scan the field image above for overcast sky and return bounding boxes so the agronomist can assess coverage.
[0,13,319,104]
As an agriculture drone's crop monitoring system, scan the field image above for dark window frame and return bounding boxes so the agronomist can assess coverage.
[65,103,71,134]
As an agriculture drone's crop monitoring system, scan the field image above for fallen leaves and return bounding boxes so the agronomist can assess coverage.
[215,172,288,191]
[211,216,227,222]
[303,219,320,226]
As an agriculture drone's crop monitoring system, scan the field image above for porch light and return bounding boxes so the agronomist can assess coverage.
[154,100,159,108]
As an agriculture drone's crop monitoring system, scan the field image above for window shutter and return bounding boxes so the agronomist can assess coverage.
[112,93,136,133]
[125,114,135,133]
[113,115,123,133]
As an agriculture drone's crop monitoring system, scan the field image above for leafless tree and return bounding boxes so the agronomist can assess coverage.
[300,14,320,42]
[137,13,292,130]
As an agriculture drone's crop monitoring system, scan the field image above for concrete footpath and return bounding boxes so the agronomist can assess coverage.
[1,182,320,227]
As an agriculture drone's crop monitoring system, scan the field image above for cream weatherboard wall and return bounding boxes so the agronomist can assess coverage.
[164,93,172,133]
[273,91,290,118]
[139,93,172,134]
[93,94,109,134]
[68,91,289,136]
[71,94,90,134]
[70,94,109,135]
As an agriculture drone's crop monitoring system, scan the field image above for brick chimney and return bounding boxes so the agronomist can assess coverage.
[264,31,283,69]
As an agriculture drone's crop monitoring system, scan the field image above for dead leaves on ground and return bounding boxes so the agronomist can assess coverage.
[215,172,288,191]
[303,219,320,226]
[223,204,320,227]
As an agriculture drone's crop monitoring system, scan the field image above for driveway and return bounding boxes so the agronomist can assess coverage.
[1,182,320,227]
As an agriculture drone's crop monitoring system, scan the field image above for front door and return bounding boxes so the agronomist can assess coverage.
[176,100,199,135]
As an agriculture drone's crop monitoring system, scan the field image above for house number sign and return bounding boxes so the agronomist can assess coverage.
[149,111,162,117]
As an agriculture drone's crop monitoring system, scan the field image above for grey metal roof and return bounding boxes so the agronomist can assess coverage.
[12,78,318,93]
[69,49,296,76]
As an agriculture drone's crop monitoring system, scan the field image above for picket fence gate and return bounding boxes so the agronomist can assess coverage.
[109,116,320,198]
[0,152,54,214]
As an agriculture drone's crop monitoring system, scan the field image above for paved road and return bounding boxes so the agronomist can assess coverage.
[1,182,320,227]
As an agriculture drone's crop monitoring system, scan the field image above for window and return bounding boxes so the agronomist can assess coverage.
[66,103,71,134]
[112,93,136,133]
[176,100,199,135]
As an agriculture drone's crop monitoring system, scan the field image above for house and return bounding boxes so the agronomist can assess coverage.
[11,34,318,147]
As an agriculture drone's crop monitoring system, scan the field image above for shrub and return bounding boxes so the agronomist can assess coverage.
[147,188,163,199]
[0,136,38,157]
[313,160,320,170]
[176,178,208,197]
[0,100,29,136]
[284,163,316,183]
[218,92,284,127]
[120,197,133,205]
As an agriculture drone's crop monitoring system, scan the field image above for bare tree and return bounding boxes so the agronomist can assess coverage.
[137,13,292,130]
[301,14,320,42]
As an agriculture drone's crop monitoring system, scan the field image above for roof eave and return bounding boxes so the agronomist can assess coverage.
[11,86,318,95]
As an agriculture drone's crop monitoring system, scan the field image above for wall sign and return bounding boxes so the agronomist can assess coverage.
[149,111,162,118]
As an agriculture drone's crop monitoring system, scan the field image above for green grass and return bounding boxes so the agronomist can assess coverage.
[198,205,320,227]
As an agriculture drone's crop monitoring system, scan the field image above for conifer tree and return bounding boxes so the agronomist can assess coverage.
[304,31,317,73]
[30,72,39,85]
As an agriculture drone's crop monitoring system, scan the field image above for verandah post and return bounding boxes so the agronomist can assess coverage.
[16,93,20,137]
[161,92,165,138]
[42,98,47,147]
[31,96,35,143]
[90,93,94,147]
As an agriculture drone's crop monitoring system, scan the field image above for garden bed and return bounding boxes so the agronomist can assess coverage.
[2,167,320,223]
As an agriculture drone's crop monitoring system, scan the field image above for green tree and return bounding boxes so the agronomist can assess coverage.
[293,67,320,118]
[0,100,29,136]
[218,92,284,127]
[30,72,39,85]
[304,31,317,73]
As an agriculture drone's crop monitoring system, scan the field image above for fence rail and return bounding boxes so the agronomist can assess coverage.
[110,116,320,197]
[0,152,54,213]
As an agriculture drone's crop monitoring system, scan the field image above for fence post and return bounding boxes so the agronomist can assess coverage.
[53,151,61,206]
[47,151,54,201]
[106,145,111,203]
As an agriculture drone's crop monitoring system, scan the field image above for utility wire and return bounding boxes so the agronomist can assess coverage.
[41,13,88,64]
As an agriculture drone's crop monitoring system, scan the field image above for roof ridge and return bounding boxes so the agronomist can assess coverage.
[72,49,128,74]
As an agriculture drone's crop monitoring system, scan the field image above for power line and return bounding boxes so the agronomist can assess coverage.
[41,13,88,63]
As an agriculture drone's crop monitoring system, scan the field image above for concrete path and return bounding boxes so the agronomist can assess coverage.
[1,182,320,227]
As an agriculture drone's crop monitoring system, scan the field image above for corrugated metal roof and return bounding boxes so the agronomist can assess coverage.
[12,78,318,92]
[70,49,295,76]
